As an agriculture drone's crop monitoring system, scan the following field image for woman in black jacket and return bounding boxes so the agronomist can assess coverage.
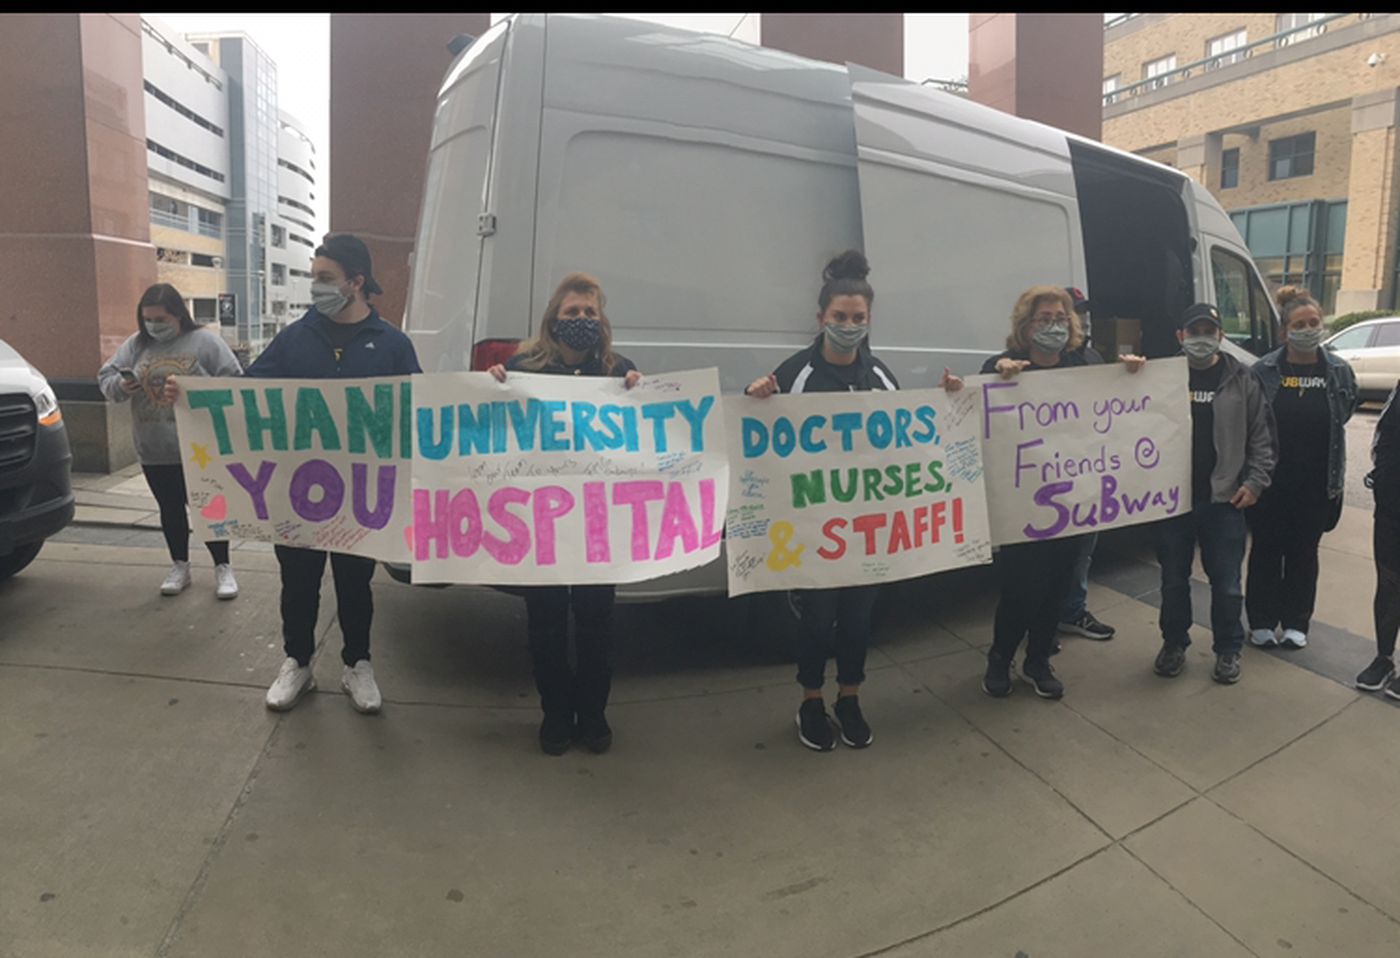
[489,272,641,756]
[1356,380,1400,697]
[745,250,961,752]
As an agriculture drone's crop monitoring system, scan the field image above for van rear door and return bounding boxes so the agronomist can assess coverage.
[403,19,512,372]
[849,68,1086,382]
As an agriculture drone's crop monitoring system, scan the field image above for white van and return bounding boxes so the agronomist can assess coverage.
[398,12,1279,600]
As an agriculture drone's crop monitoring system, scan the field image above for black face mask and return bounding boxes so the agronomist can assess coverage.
[555,316,602,352]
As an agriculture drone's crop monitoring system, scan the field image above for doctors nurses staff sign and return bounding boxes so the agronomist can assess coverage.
[171,362,1190,592]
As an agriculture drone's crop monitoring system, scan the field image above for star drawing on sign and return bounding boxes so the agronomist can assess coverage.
[191,443,212,470]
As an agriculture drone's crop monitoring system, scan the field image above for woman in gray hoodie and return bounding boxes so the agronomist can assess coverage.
[98,284,243,598]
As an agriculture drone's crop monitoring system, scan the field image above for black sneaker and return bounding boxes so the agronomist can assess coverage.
[982,654,1013,698]
[1058,611,1115,640]
[832,695,873,748]
[795,699,835,752]
[1154,642,1186,678]
[1355,656,1395,692]
[577,713,613,754]
[1051,639,1063,656]
[1385,673,1400,702]
[539,713,574,755]
[1021,658,1064,699]
[1213,653,1242,685]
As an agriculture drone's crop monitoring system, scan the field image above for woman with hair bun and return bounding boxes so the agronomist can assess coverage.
[1246,286,1357,651]
[745,249,962,751]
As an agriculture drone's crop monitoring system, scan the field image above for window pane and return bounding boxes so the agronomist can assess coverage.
[1319,275,1341,316]
[1376,323,1400,347]
[1212,248,1253,340]
[1248,209,1289,256]
[1294,151,1314,176]
[1328,326,1373,350]
[1325,202,1348,253]
[1288,206,1312,254]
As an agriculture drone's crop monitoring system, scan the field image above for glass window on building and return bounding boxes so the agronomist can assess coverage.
[1276,13,1330,46]
[1231,200,1346,315]
[271,224,286,248]
[1220,148,1240,189]
[1103,74,1120,105]
[271,263,286,286]
[1269,133,1315,181]
[192,298,217,324]
[1206,29,1248,68]
[1143,55,1176,90]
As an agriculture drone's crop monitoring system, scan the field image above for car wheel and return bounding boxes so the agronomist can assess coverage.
[0,541,44,582]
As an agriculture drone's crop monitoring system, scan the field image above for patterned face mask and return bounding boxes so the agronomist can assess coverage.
[555,316,602,352]
[1287,326,1325,351]
[823,322,868,353]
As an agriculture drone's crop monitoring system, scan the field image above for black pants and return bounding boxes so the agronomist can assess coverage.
[1376,511,1400,659]
[990,536,1082,666]
[142,464,229,565]
[273,545,375,668]
[524,585,616,719]
[795,586,878,691]
[1245,488,1329,633]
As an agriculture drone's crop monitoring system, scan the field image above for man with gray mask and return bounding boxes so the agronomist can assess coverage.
[1153,303,1276,685]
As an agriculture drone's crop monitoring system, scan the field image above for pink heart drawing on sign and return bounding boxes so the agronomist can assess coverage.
[201,495,228,522]
[402,525,415,551]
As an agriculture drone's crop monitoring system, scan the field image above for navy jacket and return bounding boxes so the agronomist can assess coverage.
[246,308,421,379]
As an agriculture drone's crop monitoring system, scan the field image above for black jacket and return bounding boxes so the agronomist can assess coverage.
[979,346,1099,375]
[766,335,899,394]
[246,308,421,379]
[505,350,636,378]
[1370,379,1400,517]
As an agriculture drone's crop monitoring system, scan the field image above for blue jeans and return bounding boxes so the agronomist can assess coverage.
[1059,532,1098,622]
[1155,502,1247,655]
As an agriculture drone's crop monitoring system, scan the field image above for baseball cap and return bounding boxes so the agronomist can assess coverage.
[1180,302,1222,330]
[1064,286,1090,313]
[315,233,384,296]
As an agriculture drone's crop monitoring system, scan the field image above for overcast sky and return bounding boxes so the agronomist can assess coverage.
[154,12,973,234]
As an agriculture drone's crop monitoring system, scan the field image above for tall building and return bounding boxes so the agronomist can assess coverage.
[140,16,318,356]
[1101,13,1400,315]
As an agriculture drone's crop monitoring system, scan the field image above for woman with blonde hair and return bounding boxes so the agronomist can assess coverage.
[489,272,641,755]
[979,286,1144,699]
[1247,286,1357,652]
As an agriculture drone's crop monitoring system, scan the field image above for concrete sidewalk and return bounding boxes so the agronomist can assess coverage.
[3,468,1395,956]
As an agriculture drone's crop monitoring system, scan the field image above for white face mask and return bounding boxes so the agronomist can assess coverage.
[146,320,179,343]
[1182,334,1220,367]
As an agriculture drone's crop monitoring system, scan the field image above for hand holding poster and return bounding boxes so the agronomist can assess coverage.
[975,358,1191,546]
[410,368,728,585]
[173,376,415,561]
[724,386,993,596]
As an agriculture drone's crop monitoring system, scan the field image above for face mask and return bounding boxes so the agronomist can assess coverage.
[1031,323,1070,354]
[1288,326,1325,351]
[146,320,179,343]
[311,281,350,316]
[1182,334,1221,367]
[823,322,869,353]
[555,316,602,352]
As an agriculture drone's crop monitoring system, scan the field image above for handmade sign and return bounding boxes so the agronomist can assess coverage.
[173,376,414,561]
[410,368,729,585]
[724,386,993,596]
[974,358,1191,546]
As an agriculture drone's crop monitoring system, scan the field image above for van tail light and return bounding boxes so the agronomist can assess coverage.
[470,338,521,371]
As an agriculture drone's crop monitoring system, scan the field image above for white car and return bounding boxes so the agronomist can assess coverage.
[1325,317,1400,400]
[0,339,74,581]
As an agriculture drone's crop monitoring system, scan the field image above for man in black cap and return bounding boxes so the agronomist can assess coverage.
[247,233,422,714]
[1153,303,1275,685]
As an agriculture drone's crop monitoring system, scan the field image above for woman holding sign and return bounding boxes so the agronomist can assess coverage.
[746,250,963,751]
[488,272,641,756]
[978,286,1144,700]
[1245,286,1357,651]
[99,283,243,599]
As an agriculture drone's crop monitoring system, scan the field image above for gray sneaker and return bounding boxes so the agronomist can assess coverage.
[1213,653,1242,685]
[1153,643,1186,678]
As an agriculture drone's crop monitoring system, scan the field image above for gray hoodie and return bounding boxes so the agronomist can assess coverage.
[98,328,243,465]
[1201,352,1278,503]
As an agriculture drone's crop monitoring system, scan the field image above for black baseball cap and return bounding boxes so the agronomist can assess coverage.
[1064,286,1090,313]
[315,233,384,296]
[1180,302,1222,330]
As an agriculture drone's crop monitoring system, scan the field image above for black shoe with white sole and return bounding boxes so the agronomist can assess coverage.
[1058,611,1115,640]
[832,695,872,748]
[982,654,1013,698]
[796,699,836,752]
[1385,674,1400,702]
[1355,656,1395,692]
[1021,658,1064,699]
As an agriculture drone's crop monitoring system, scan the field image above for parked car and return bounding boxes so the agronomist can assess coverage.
[0,339,74,582]
[1325,317,1400,400]
[394,12,1281,606]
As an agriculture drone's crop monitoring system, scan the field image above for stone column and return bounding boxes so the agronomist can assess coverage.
[329,13,491,328]
[0,14,157,471]
[969,13,1102,141]
[1337,87,1400,313]
[1176,132,1223,189]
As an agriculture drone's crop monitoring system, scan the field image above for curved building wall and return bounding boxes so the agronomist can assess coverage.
[275,110,319,320]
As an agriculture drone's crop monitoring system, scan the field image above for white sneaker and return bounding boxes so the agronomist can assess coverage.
[341,661,382,714]
[214,563,239,600]
[1248,628,1278,648]
[265,657,315,711]
[1279,629,1308,649]
[160,561,192,596]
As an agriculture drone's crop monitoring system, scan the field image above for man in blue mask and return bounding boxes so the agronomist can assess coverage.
[1152,303,1276,685]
